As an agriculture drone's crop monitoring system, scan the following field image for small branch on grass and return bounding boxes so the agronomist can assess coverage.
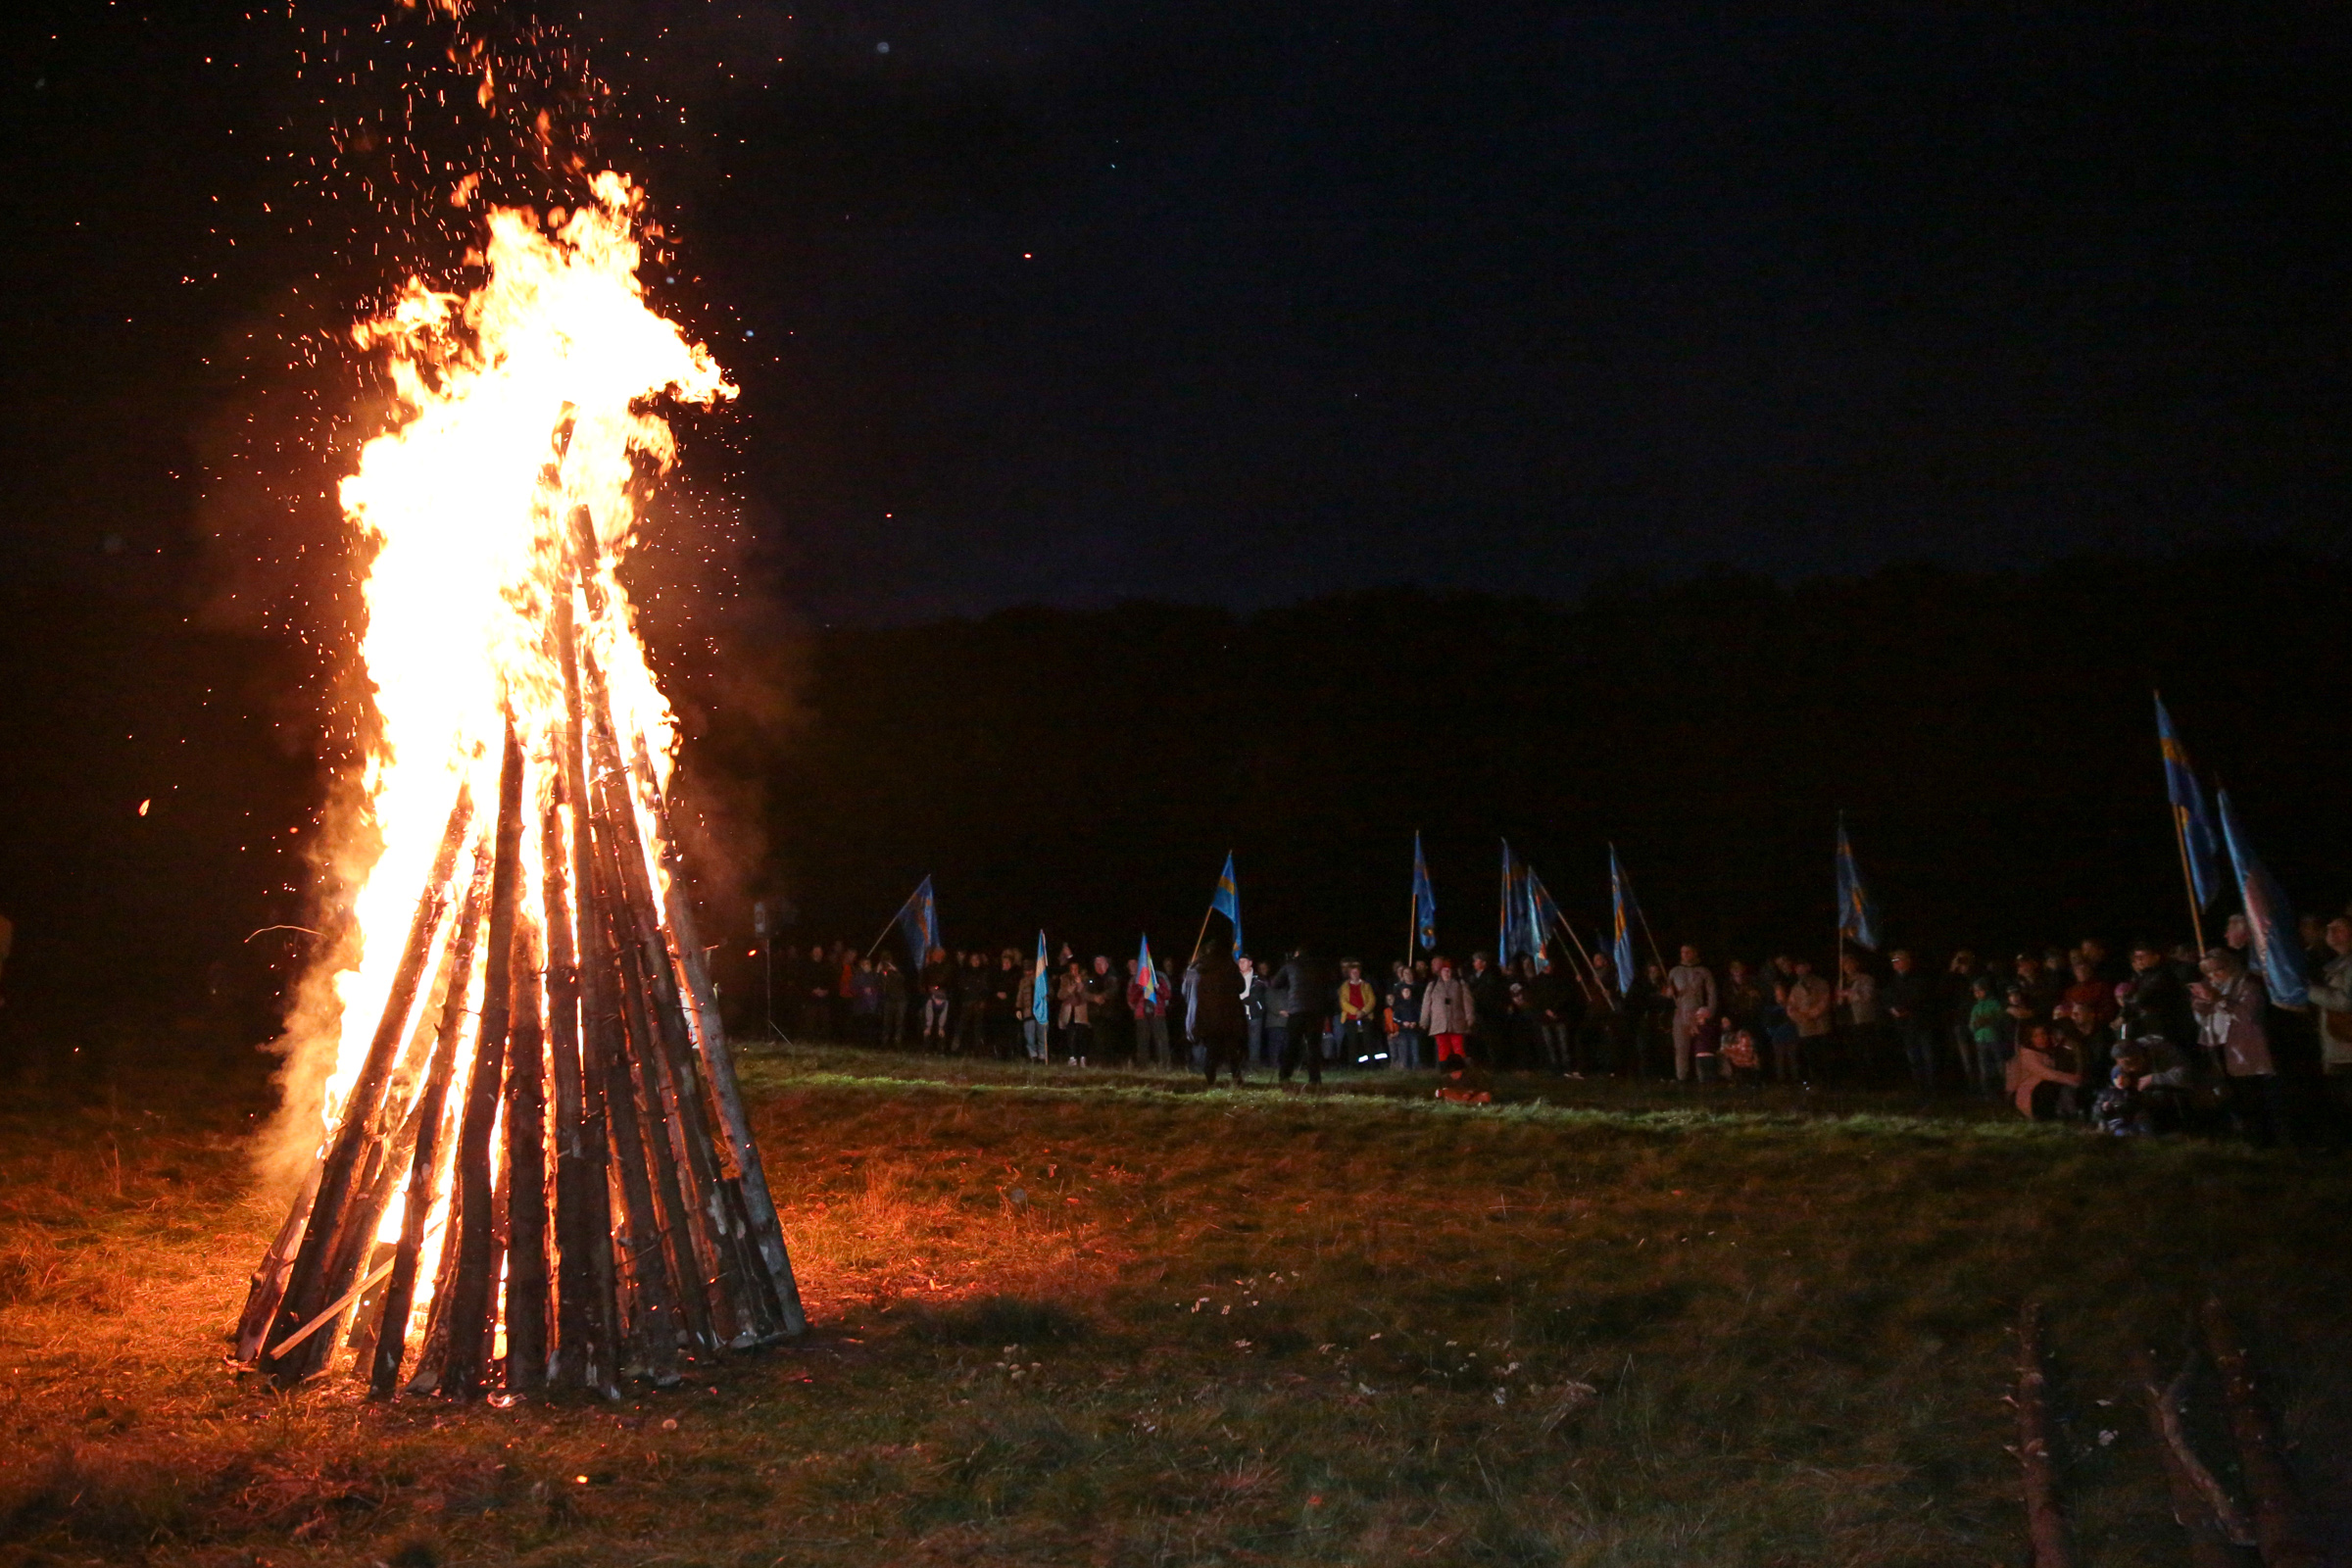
[2014,1301,2075,1568]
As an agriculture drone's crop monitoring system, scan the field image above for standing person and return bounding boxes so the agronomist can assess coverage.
[2121,940,2195,1054]
[801,945,835,1040]
[2307,915,2352,1128]
[919,958,953,1051]
[1262,955,1293,1074]
[1386,959,1425,1070]
[1131,955,1173,1069]
[1020,949,1050,1062]
[1940,950,1984,1091]
[1837,951,1883,1082]
[1241,956,1269,1067]
[879,953,908,1048]
[1466,952,1509,1069]
[848,957,882,1046]
[1528,954,1570,1072]
[1885,949,1936,1097]
[1276,949,1332,1087]
[1665,945,1718,1083]
[1085,956,1127,1064]
[1764,974,1801,1085]
[1966,973,2011,1099]
[1336,959,1381,1066]
[2191,945,2285,1146]
[1784,957,1833,1084]
[1194,943,1249,1087]
[990,950,1022,1059]
[1422,956,1475,1073]
[1055,958,1094,1065]
[952,952,991,1054]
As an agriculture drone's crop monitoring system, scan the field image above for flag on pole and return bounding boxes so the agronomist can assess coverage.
[1836,814,1882,952]
[896,875,941,967]
[1138,935,1161,1008]
[1208,853,1244,957]
[1032,930,1051,1025]
[1526,864,1566,973]
[1498,841,1539,966]
[2155,694,2224,909]
[1411,832,1437,952]
[1608,845,1641,993]
[2217,790,2308,1007]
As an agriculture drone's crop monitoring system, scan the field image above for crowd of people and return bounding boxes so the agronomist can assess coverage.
[761,906,2352,1145]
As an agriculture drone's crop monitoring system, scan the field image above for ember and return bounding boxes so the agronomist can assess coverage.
[235,172,801,1399]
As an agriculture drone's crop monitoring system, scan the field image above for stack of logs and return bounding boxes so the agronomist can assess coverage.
[2013,1298,2333,1568]
[233,569,803,1398]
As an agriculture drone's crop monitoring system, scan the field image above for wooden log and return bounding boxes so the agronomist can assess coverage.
[630,737,805,1338]
[2201,1298,2328,1568]
[578,664,760,1343]
[556,587,621,1398]
[438,722,528,1400]
[235,1162,320,1363]
[541,788,591,1392]
[503,909,551,1394]
[579,808,681,1384]
[367,844,493,1398]
[263,786,472,1386]
[2013,1302,2074,1568]
[2132,1348,2257,1568]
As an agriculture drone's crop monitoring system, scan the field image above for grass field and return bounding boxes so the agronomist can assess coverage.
[2,1043,2345,1566]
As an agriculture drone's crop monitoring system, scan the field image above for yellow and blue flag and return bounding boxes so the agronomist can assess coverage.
[2217,790,2308,1007]
[896,875,941,966]
[1138,935,1161,1007]
[1498,841,1538,966]
[2155,694,2224,909]
[1836,814,1881,952]
[1526,864,1566,973]
[1411,832,1437,952]
[1209,853,1243,957]
[1608,845,1641,993]
[1032,930,1051,1025]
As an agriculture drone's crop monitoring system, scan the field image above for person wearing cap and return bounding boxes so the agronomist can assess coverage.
[2190,945,2284,1146]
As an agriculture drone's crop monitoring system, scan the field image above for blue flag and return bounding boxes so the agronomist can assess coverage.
[2155,694,2224,910]
[1836,814,1881,952]
[1411,832,1437,952]
[896,875,941,968]
[1608,845,1641,993]
[1498,841,1539,966]
[1526,864,1566,973]
[1032,930,1051,1025]
[2217,790,2308,1008]
[1208,853,1243,957]
[1138,935,1161,1007]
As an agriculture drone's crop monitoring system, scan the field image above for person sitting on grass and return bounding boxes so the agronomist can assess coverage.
[2005,1020,2081,1121]
[2092,1037,2194,1136]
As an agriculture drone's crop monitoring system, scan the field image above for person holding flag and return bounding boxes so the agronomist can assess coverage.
[1199,853,1244,960]
[1025,932,1051,1062]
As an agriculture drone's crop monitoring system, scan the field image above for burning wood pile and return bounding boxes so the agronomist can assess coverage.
[232,173,802,1398]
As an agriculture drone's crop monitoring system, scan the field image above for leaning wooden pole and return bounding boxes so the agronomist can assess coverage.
[437,720,527,1400]
[2132,1348,2255,1568]
[261,787,472,1385]
[2201,1298,2326,1568]
[2013,1302,2074,1568]
[502,909,551,1394]
[367,849,493,1398]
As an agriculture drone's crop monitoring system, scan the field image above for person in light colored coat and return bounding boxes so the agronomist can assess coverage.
[1421,957,1476,1071]
[2191,945,2284,1146]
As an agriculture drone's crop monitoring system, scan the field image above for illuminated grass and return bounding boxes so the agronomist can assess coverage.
[0,1046,2343,1566]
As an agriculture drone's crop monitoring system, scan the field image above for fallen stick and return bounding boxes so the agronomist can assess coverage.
[2013,1301,2074,1568]
[2201,1298,2328,1568]
[2133,1348,2256,1568]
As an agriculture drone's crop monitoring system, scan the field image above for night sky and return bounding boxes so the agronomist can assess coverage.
[5,2,2348,622]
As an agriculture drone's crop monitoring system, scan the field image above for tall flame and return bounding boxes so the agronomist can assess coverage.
[323,172,730,1130]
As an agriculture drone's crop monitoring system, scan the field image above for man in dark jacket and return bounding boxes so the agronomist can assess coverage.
[1885,949,1937,1097]
[1275,949,1332,1086]
[1194,944,1249,1086]
[1467,952,1510,1069]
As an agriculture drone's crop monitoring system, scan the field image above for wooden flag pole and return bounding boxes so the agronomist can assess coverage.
[2171,806,2209,955]
[1192,852,1229,963]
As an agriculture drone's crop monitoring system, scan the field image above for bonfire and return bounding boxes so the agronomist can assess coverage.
[235,172,802,1399]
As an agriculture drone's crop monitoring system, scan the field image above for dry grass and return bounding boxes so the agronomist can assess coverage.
[0,1043,2345,1566]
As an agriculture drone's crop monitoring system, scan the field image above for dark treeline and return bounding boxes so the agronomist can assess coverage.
[752,549,2351,993]
[5,547,2347,1082]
